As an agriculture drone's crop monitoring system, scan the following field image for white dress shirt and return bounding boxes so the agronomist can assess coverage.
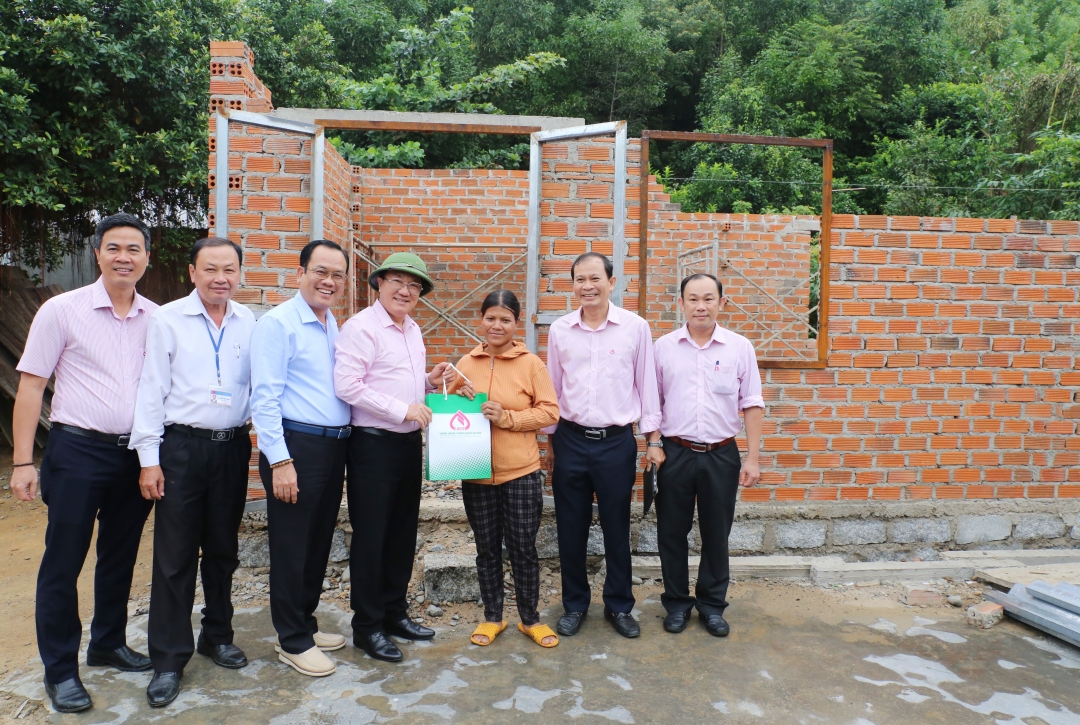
[129,289,256,466]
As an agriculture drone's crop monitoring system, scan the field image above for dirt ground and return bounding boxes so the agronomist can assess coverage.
[0,443,156,680]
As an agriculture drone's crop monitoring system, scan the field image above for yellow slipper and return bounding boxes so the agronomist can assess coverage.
[518,622,559,648]
[470,621,508,646]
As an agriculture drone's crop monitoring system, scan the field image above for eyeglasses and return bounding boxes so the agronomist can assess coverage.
[382,276,424,295]
[305,266,346,283]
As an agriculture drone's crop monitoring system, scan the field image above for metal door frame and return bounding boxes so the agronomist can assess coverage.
[525,121,628,352]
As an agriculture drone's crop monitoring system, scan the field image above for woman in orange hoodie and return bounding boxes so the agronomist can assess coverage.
[448,290,560,648]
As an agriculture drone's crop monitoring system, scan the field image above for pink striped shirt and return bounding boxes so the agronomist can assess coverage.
[334,300,432,433]
[654,324,764,443]
[17,277,157,434]
[544,304,661,433]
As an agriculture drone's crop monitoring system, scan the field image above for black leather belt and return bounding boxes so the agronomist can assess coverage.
[167,423,250,442]
[667,435,736,453]
[561,419,632,440]
[354,426,421,439]
[282,419,352,439]
[54,423,130,447]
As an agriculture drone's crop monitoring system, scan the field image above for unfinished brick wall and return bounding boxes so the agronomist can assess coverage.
[738,215,1080,503]
[209,39,1078,505]
[352,167,531,361]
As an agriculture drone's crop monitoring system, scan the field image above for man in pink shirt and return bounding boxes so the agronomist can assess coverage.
[334,253,449,663]
[11,214,158,713]
[545,252,662,639]
[649,273,764,638]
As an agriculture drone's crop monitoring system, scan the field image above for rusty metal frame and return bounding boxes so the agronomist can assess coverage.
[638,130,833,369]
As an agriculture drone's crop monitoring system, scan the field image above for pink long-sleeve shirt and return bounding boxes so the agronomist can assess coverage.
[333,300,432,433]
[17,277,157,434]
[654,323,764,443]
[544,304,661,433]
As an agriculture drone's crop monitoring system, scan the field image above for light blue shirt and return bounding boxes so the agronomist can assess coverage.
[250,294,351,463]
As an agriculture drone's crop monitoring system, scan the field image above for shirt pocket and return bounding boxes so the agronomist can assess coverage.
[605,346,635,381]
[235,345,251,387]
[709,365,739,396]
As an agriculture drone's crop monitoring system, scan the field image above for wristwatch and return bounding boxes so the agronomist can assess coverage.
[647,440,663,448]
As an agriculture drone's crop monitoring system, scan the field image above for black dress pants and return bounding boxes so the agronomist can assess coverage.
[551,424,638,615]
[656,439,741,616]
[148,427,251,673]
[259,429,346,655]
[36,427,153,684]
[346,429,422,636]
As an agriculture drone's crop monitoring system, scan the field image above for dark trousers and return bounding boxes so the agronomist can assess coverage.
[148,427,251,673]
[551,424,638,614]
[656,439,741,616]
[36,428,153,684]
[259,429,346,655]
[462,471,544,625]
[346,429,422,636]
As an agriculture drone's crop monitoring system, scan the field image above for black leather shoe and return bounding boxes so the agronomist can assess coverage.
[700,612,730,637]
[604,608,641,638]
[556,611,587,637]
[146,672,182,708]
[663,610,690,633]
[384,618,435,641]
[44,677,92,713]
[355,631,403,663]
[197,638,248,669]
[86,644,152,672]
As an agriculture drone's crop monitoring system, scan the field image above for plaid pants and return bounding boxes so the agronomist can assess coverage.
[462,471,544,625]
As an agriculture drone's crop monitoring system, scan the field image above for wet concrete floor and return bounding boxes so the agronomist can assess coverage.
[4,583,1080,724]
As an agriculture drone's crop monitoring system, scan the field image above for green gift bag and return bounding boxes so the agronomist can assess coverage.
[425,392,492,481]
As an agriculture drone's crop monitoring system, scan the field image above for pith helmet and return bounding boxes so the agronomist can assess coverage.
[368,252,434,296]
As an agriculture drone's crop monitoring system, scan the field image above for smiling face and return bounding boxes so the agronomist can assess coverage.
[94,226,149,290]
[678,276,725,334]
[297,245,348,312]
[377,270,424,322]
[572,256,615,313]
[189,244,241,308]
[480,305,518,349]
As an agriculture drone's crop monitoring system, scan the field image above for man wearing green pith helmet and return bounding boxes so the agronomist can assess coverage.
[333,253,451,662]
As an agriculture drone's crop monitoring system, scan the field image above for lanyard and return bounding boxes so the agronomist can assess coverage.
[203,317,226,386]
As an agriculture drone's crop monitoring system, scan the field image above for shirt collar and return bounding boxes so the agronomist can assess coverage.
[182,289,237,325]
[676,322,726,349]
[569,302,621,331]
[292,292,333,328]
[373,299,415,331]
[90,276,149,319]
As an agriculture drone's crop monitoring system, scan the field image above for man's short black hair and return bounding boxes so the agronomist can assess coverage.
[680,273,723,298]
[190,236,242,266]
[300,239,349,272]
[571,251,614,279]
[92,213,151,252]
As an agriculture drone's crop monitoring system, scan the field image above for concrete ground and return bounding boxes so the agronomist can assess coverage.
[4,581,1080,724]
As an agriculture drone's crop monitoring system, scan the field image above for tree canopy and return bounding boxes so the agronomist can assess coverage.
[2,0,1079,272]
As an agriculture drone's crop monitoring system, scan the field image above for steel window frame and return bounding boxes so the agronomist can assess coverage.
[638,130,833,369]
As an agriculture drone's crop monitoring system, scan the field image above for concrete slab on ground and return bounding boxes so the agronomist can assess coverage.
[976,563,1080,590]
[631,555,847,581]
[5,586,1080,724]
[941,549,1080,565]
[811,559,1025,585]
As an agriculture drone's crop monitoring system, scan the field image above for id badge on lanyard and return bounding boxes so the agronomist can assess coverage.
[205,317,233,407]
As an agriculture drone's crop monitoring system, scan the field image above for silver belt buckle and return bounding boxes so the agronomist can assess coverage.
[584,428,605,440]
[117,435,130,447]
[336,426,351,439]
[690,441,708,453]
[211,429,232,442]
